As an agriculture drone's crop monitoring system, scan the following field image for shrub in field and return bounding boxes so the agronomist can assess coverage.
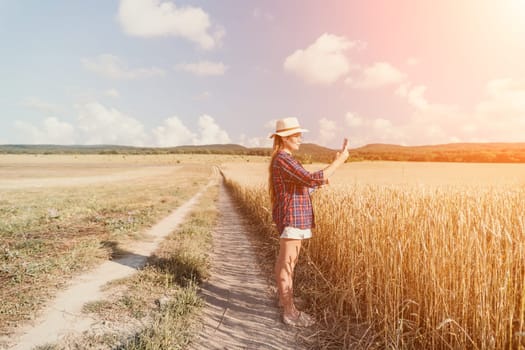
[223,175,525,349]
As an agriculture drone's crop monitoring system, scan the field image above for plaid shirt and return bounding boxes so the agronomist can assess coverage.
[271,151,326,234]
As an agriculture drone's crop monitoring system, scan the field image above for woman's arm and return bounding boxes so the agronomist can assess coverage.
[323,138,350,178]
[275,153,325,188]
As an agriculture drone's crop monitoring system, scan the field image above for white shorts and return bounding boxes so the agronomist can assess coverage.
[280,226,312,240]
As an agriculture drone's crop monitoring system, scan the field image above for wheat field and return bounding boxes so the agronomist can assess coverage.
[221,160,525,349]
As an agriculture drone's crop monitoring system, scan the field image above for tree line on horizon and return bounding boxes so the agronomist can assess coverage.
[2,143,525,163]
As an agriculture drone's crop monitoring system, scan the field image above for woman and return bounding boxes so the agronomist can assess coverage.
[268,117,349,327]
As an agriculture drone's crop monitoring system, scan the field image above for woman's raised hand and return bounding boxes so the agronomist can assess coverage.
[335,138,350,163]
[342,138,349,152]
[326,138,350,177]
[340,138,350,159]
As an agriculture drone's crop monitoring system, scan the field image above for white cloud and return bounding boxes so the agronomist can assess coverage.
[238,120,279,147]
[14,117,76,144]
[117,0,222,50]
[472,78,525,141]
[23,98,62,115]
[396,83,429,110]
[152,116,196,147]
[13,104,152,146]
[346,62,406,89]
[105,89,120,98]
[344,113,407,147]
[152,114,230,146]
[82,54,165,80]
[175,60,227,76]
[353,78,525,146]
[345,112,364,127]
[195,115,231,145]
[252,8,274,21]
[372,118,392,130]
[284,35,405,90]
[345,85,463,146]
[284,33,357,85]
[76,102,148,146]
[317,118,336,146]
[238,134,272,148]
[394,82,469,144]
[11,102,237,147]
[477,78,525,114]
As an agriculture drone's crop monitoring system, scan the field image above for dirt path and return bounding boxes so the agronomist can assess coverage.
[189,183,308,350]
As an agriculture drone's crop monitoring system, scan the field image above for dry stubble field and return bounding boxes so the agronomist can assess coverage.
[0,154,233,347]
[221,160,525,349]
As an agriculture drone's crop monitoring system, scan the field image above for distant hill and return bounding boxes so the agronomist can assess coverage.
[0,144,250,155]
[351,143,525,163]
[0,143,329,159]
[2,142,525,163]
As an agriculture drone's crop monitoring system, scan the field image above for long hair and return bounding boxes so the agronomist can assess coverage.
[268,135,284,209]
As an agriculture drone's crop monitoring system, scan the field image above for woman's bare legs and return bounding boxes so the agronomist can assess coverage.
[275,238,302,318]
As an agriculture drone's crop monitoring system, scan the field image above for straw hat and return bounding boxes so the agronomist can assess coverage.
[269,117,309,138]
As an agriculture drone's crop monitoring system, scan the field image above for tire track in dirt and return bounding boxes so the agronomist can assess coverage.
[5,179,216,350]
[190,182,308,350]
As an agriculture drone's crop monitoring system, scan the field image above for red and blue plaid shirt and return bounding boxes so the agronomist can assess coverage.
[271,150,327,234]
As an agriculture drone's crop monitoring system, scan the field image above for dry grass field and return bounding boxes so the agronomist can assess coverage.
[0,154,224,343]
[222,160,525,349]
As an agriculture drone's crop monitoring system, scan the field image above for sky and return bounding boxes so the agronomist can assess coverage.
[1,0,525,149]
